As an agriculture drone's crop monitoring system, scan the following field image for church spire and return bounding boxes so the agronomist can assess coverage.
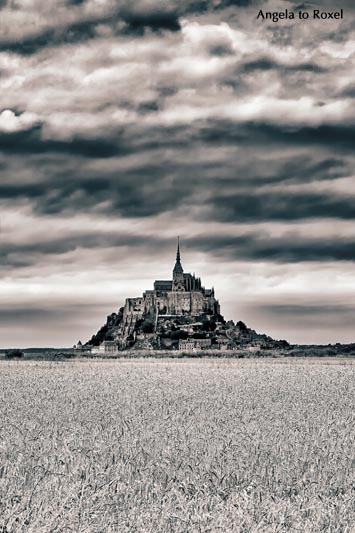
[173,236,184,281]
[176,236,181,262]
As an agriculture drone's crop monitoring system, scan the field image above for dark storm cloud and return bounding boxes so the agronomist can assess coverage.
[0,165,193,217]
[137,101,160,113]
[3,0,333,59]
[0,232,171,269]
[0,5,181,55]
[120,10,181,34]
[339,85,355,98]
[205,156,350,193]
[0,126,125,158]
[180,0,257,13]
[0,182,43,200]
[0,0,353,58]
[291,0,355,8]
[240,58,328,74]
[1,119,353,165]
[247,157,349,186]
[198,121,355,153]
[187,234,355,263]
[0,119,353,224]
[248,236,355,262]
[1,163,350,222]
[209,191,355,223]
[0,20,100,55]
[3,228,355,271]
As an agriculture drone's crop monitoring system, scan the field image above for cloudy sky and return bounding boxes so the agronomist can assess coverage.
[1,0,355,347]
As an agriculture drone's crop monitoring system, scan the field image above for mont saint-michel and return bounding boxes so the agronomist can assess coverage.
[74,240,288,355]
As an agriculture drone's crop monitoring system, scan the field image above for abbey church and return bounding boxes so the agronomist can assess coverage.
[123,238,220,322]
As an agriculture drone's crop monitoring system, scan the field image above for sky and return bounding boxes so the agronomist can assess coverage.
[0,0,355,347]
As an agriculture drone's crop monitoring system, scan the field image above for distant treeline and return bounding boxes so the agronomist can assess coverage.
[288,344,355,357]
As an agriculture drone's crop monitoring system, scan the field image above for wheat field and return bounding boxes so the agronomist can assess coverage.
[1,358,355,533]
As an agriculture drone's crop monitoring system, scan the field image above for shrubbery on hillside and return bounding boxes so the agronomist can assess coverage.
[141,320,155,334]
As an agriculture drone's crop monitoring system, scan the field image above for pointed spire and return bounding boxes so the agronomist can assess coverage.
[173,236,184,279]
[176,236,180,261]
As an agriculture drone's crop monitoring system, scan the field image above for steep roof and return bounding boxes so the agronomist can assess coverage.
[173,236,184,275]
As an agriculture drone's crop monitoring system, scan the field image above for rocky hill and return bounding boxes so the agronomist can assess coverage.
[80,243,290,354]
[84,308,289,353]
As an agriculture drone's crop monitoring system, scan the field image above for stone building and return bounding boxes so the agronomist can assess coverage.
[178,338,212,350]
[179,338,212,350]
[119,239,220,337]
[90,340,119,355]
[178,339,196,350]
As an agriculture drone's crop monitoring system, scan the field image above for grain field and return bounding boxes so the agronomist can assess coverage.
[1,359,355,532]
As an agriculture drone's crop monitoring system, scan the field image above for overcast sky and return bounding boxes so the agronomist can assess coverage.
[1,0,355,347]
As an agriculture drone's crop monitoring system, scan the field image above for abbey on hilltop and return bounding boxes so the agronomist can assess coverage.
[76,239,288,354]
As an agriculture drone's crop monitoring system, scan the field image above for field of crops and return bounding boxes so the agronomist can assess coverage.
[1,359,355,532]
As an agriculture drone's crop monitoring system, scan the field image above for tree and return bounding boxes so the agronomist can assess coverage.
[201,319,216,332]
[171,330,188,340]
[5,349,24,358]
[88,324,108,346]
[141,320,154,334]
[192,332,206,339]
[236,321,247,332]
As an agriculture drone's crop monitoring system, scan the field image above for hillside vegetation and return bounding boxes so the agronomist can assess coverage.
[85,309,289,352]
